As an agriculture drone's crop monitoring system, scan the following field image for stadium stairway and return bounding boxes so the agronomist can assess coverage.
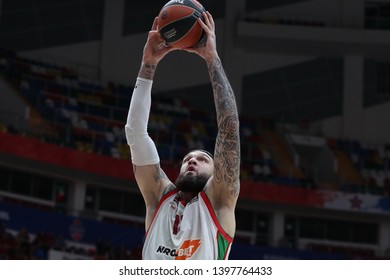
[263,129,304,179]
[332,148,365,186]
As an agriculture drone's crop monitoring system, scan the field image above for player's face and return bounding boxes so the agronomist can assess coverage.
[175,150,214,192]
[179,150,214,178]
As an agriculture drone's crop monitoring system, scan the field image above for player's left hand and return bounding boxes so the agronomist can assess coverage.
[183,11,218,62]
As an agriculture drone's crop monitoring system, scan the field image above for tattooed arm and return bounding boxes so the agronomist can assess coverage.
[186,12,240,237]
[207,56,240,208]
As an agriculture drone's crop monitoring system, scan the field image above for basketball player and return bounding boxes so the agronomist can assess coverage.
[125,11,240,260]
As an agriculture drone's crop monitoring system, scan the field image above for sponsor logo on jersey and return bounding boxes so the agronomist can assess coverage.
[156,239,201,259]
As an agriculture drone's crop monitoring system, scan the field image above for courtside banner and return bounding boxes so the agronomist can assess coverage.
[0,260,388,280]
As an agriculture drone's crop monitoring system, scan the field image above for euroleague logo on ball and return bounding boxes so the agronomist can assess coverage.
[161,10,168,20]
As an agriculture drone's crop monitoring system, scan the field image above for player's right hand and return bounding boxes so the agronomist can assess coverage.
[142,17,177,65]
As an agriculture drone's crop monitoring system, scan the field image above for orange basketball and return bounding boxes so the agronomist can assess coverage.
[158,0,206,49]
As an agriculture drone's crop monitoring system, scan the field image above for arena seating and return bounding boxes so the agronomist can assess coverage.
[0,47,310,189]
[3,47,390,194]
[328,138,390,196]
[2,47,390,260]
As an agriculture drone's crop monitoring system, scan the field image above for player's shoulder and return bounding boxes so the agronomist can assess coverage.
[161,183,177,198]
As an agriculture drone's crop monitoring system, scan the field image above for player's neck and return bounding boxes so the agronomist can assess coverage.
[180,191,198,204]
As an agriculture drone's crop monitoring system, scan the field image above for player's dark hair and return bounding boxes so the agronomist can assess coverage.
[187,149,213,159]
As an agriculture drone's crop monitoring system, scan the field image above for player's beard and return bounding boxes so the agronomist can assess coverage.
[175,173,209,193]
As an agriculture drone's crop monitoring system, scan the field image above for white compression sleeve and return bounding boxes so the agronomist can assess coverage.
[125,77,159,166]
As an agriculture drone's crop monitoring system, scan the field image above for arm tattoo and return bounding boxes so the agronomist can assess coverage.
[152,164,168,183]
[138,63,157,80]
[153,165,176,195]
[207,57,240,197]
[132,164,167,184]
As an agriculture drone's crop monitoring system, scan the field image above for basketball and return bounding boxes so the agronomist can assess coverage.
[158,0,206,49]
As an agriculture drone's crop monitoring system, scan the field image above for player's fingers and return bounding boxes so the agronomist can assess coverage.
[206,11,215,30]
[198,16,210,34]
[151,17,158,31]
[202,12,211,29]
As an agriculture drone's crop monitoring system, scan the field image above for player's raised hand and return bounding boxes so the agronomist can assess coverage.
[183,11,218,62]
[142,17,177,65]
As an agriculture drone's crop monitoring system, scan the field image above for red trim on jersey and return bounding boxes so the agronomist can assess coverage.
[145,189,178,237]
[200,191,233,243]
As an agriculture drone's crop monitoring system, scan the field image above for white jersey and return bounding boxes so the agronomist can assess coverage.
[142,189,233,260]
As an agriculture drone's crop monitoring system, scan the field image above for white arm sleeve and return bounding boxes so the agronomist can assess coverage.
[125,77,160,166]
